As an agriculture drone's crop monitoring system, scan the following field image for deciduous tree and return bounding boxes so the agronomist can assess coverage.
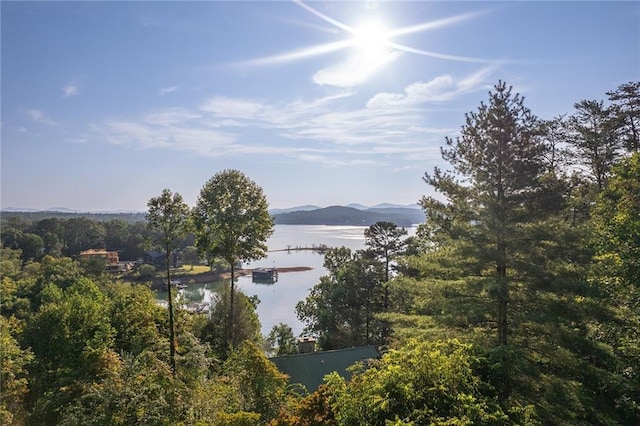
[193,169,273,355]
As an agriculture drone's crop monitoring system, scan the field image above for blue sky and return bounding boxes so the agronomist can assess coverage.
[2,1,638,211]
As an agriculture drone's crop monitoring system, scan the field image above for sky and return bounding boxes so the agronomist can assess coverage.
[1,1,639,212]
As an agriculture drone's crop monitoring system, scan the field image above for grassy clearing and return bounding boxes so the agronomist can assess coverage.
[172,265,211,275]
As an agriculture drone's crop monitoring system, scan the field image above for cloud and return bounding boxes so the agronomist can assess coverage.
[313,50,401,88]
[63,84,79,97]
[367,67,495,109]
[157,85,179,96]
[27,109,57,126]
[90,69,490,164]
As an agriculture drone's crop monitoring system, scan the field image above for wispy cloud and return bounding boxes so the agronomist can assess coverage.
[313,50,401,88]
[90,70,490,164]
[62,84,79,97]
[157,85,179,96]
[367,67,495,108]
[27,109,57,126]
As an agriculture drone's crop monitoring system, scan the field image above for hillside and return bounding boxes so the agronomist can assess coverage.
[273,205,424,227]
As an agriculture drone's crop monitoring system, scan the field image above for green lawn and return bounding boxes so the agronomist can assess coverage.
[172,265,211,275]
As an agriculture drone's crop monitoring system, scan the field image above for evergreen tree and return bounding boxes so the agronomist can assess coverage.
[422,80,546,351]
[568,99,621,190]
[607,80,640,153]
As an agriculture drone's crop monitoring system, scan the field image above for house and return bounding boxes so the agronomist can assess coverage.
[143,250,179,268]
[79,248,130,272]
[270,344,379,392]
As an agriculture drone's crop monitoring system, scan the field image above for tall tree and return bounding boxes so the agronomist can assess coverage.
[364,221,407,309]
[192,169,273,355]
[422,81,545,348]
[607,80,640,153]
[568,99,621,190]
[420,81,558,406]
[146,188,190,374]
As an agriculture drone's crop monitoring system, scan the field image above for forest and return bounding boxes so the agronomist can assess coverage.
[1,81,638,425]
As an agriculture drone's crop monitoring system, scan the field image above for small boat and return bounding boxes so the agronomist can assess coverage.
[252,267,278,283]
[171,279,187,289]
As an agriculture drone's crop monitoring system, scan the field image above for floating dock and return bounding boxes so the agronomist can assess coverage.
[252,267,278,283]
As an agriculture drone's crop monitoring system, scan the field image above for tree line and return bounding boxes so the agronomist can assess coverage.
[1,80,638,424]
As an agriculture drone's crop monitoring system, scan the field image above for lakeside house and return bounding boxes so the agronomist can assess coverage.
[79,248,132,273]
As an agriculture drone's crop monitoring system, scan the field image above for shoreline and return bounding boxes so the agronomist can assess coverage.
[146,266,313,289]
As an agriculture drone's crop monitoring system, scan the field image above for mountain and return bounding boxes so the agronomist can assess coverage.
[370,203,422,210]
[273,205,424,227]
[345,203,369,210]
[269,205,321,215]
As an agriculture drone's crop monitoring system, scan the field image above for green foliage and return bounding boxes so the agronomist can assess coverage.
[58,351,185,426]
[23,278,117,424]
[588,153,640,423]
[193,169,273,354]
[147,188,192,374]
[321,339,509,425]
[568,99,621,190]
[224,340,289,421]
[195,283,262,360]
[1,315,32,425]
[296,247,386,350]
[193,169,273,268]
[607,80,640,153]
[267,322,298,356]
[106,282,165,356]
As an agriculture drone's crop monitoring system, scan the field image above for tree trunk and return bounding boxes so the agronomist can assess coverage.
[166,248,177,374]
[496,241,508,347]
[229,262,235,348]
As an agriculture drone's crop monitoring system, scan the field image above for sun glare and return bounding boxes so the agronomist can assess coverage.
[352,19,390,59]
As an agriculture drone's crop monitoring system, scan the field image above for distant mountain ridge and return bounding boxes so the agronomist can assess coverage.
[273,205,425,227]
[2,203,425,226]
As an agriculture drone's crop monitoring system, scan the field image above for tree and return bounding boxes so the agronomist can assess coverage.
[296,247,386,350]
[104,219,130,252]
[1,316,32,425]
[224,340,289,420]
[181,245,200,270]
[364,221,407,309]
[607,80,640,153]
[146,188,191,374]
[590,153,640,422]
[267,323,298,356]
[62,217,106,255]
[192,169,273,355]
[539,115,572,174]
[320,339,509,425]
[419,81,572,407]
[195,283,262,359]
[17,233,44,261]
[422,81,545,348]
[568,99,621,190]
[23,278,117,424]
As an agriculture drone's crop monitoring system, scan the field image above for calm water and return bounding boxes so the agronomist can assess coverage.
[163,225,415,337]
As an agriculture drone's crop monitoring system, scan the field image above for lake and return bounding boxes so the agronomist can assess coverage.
[164,224,415,337]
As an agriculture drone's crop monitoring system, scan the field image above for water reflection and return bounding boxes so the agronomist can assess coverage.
[158,225,415,336]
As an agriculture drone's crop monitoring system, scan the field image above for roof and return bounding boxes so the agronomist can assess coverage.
[270,345,379,392]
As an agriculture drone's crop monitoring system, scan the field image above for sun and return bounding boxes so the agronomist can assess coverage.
[351,19,391,61]
[241,1,499,68]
